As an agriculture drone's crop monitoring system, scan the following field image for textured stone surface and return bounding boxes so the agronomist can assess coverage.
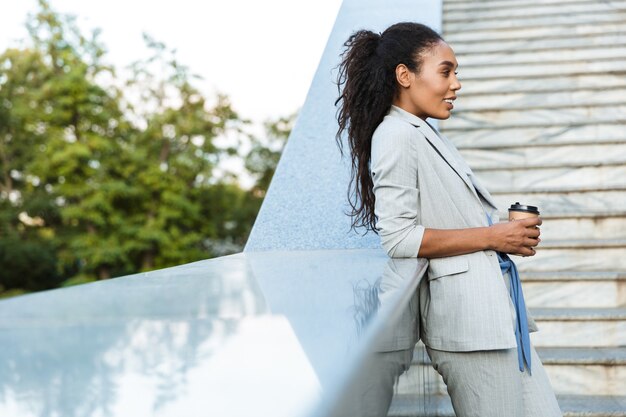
[455,89,626,112]
[452,33,626,54]
[445,0,626,22]
[529,320,626,347]
[456,74,626,96]
[524,280,625,308]
[547,364,626,395]
[450,123,626,148]
[528,308,626,350]
[515,246,626,271]
[444,105,626,130]
[457,45,626,66]
[445,0,612,11]
[473,165,626,193]
[460,143,626,169]
[491,190,626,217]
[446,9,626,32]
[537,217,626,241]
[447,21,626,42]
[458,59,626,80]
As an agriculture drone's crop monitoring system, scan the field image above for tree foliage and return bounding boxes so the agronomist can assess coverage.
[0,0,292,296]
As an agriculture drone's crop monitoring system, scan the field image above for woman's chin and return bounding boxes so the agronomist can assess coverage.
[431,112,452,120]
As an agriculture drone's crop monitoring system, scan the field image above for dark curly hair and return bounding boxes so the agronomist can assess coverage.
[335,22,443,235]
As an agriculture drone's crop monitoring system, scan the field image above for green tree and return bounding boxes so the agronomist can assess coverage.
[245,112,295,197]
[0,0,294,296]
[22,0,135,280]
[0,12,66,293]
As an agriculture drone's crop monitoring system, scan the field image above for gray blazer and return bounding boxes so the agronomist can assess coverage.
[370,105,537,352]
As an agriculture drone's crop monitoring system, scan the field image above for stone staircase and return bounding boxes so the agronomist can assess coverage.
[390,0,626,415]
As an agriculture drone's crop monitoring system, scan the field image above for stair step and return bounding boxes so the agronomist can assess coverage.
[445,0,614,13]
[515,246,626,272]
[442,105,626,131]
[460,143,626,169]
[530,347,626,395]
[535,217,626,241]
[445,123,626,149]
[530,307,626,321]
[445,7,626,31]
[451,32,626,54]
[455,88,626,112]
[457,45,626,67]
[451,74,626,96]
[528,308,626,347]
[389,394,626,417]
[538,347,626,365]
[491,190,626,219]
[523,274,626,308]
[445,1,626,23]
[459,58,626,80]
[522,271,626,281]
[472,165,626,193]
[447,21,626,43]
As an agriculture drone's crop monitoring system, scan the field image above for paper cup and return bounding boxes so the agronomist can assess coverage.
[508,202,540,221]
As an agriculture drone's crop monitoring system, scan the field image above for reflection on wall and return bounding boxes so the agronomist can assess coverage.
[0,258,270,417]
[335,258,427,417]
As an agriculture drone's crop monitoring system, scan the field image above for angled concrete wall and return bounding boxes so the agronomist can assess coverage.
[245,0,442,251]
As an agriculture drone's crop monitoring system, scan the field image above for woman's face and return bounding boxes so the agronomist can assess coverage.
[395,41,461,120]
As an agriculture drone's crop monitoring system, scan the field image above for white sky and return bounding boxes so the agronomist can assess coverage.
[0,0,343,124]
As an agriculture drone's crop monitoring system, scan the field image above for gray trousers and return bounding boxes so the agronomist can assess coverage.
[425,342,563,417]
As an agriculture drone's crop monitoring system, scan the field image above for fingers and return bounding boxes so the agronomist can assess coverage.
[524,237,540,247]
[526,227,541,239]
[519,216,542,227]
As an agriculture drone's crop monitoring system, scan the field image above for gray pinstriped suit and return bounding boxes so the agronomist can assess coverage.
[370,104,537,352]
[369,105,562,416]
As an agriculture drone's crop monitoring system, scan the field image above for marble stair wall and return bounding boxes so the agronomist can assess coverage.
[389,0,626,415]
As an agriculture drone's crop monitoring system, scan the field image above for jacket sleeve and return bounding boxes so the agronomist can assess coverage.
[370,123,425,258]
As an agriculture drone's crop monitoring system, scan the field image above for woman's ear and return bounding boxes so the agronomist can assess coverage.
[395,64,412,88]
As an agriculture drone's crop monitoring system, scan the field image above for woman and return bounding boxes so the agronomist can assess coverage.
[335,22,562,416]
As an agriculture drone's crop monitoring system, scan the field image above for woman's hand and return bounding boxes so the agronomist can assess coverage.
[488,217,542,257]
[417,218,542,259]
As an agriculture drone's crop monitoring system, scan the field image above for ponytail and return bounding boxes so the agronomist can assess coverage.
[335,22,442,235]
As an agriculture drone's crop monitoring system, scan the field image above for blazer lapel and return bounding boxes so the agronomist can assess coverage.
[388,106,503,210]
[427,123,501,210]
[416,121,477,195]
[467,171,500,210]
[389,106,479,200]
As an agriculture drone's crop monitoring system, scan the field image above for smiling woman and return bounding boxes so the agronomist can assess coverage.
[393,43,460,120]
[334,21,562,417]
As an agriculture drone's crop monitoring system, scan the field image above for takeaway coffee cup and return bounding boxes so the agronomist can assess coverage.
[508,202,540,221]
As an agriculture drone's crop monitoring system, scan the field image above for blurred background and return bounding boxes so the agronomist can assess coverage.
[0,0,341,297]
